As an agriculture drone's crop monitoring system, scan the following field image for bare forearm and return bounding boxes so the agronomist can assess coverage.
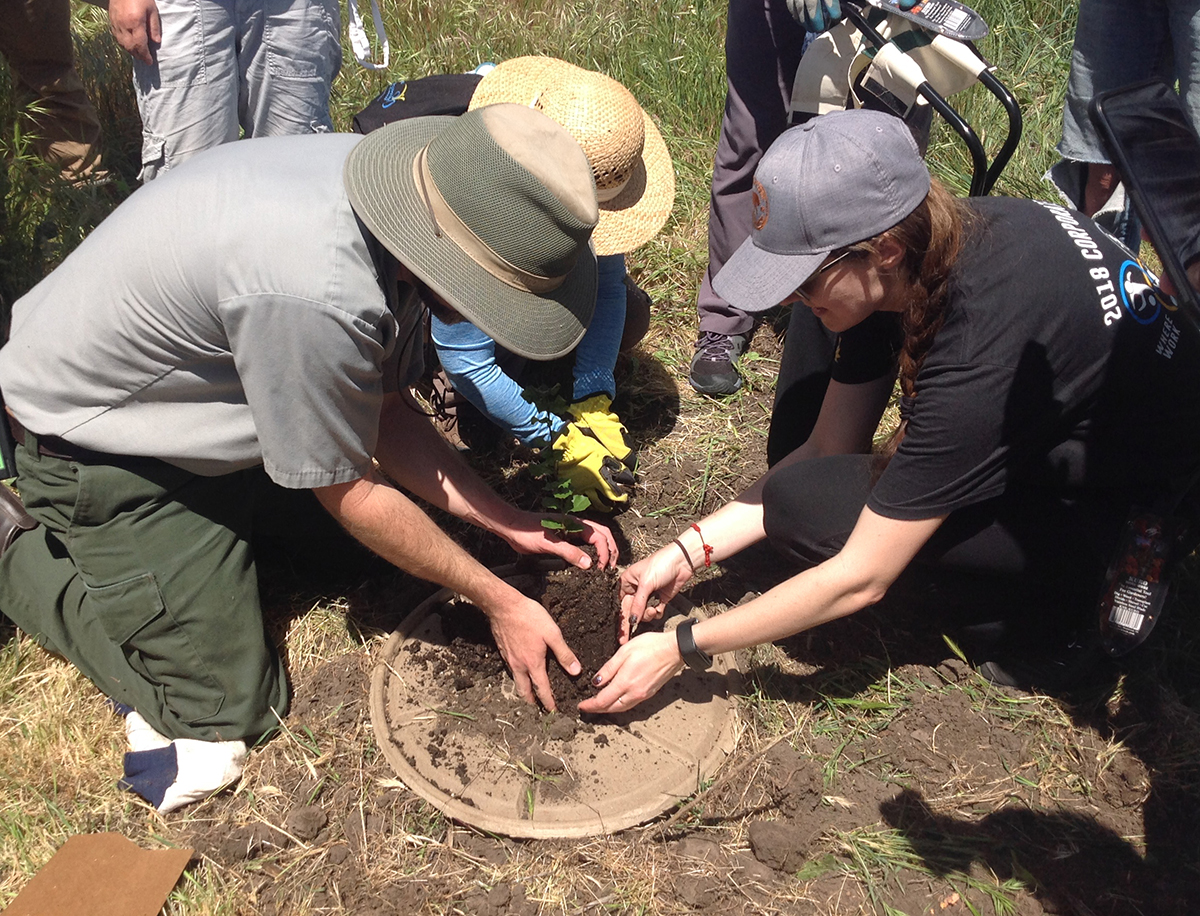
[595,509,943,715]
[316,471,586,710]
[315,473,517,610]
[690,554,885,656]
[374,392,519,534]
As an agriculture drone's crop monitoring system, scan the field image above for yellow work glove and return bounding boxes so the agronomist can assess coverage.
[552,422,635,512]
[568,394,636,470]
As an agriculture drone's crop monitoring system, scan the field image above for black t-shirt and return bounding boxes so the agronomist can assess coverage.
[840,197,1200,521]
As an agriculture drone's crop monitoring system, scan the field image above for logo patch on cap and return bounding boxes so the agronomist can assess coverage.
[751,178,769,231]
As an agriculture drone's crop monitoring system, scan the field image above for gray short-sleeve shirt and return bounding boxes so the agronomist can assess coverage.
[0,133,424,488]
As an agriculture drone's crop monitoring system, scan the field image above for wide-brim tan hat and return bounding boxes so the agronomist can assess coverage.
[469,56,675,256]
[344,104,598,360]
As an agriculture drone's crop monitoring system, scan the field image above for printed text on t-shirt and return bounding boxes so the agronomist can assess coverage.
[1036,201,1121,325]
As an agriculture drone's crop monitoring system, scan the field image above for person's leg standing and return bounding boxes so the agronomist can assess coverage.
[690,0,807,395]
[1054,0,1174,242]
[0,0,104,178]
[0,0,104,176]
[0,444,287,743]
[132,0,239,180]
[238,0,341,138]
[1168,0,1200,131]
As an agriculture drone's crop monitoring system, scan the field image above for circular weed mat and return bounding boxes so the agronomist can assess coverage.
[370,564,740,838]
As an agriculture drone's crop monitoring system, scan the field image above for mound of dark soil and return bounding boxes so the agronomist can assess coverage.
[434,565,625,715]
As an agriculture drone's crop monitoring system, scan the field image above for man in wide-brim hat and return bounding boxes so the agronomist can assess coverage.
[0,103,616,812]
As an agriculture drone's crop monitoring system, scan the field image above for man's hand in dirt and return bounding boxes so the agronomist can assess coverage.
[617,546,694,642]
[108,0,162,65]
[577,631,683,715]
[487,593,581,711]
[497,509,618,570]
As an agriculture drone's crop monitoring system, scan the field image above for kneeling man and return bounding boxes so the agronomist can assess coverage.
[0,103,615,811]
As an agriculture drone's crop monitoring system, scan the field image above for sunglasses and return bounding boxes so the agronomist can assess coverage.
[792,248,858,306]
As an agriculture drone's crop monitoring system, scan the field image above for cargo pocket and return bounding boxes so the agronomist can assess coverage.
[88,572,224,722]
[138,134,166,183]
[264,0,340,80]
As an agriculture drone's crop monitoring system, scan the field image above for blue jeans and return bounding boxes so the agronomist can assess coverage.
[1058,0,1200,165]
[431,254,627,446]
[1052,0,1200,249]
[134,0,342,181]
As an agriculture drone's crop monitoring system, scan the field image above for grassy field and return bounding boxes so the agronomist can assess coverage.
[2,2,1200,914]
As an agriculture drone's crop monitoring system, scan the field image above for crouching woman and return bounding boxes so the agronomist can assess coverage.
[580,109,1200,714]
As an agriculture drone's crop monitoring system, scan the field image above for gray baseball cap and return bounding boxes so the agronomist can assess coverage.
[713,109,930,312]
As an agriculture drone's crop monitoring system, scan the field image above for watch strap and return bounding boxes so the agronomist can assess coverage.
[676,617,712,672]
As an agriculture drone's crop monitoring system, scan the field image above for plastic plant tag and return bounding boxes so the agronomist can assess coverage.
[1097,509,1181,656]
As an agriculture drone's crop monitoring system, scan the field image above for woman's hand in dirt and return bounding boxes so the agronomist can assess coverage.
[108,0,162,65]
[487,594,581,712]
[617,548,693,642]
[499,511,619,570]
[577,631,684,715]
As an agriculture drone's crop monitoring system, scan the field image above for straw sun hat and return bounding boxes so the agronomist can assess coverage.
[469,57,675,256]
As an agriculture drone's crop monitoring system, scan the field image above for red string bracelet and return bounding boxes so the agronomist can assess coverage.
[690,522,714,568]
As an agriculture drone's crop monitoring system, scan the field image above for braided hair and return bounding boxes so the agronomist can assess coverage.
[874,178,974,467]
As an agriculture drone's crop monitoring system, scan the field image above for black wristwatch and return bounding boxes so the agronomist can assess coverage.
[676,617,712,672]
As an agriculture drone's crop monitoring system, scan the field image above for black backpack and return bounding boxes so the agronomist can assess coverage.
[351,73,483,134]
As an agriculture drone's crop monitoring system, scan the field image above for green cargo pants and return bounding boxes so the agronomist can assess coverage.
[0,441,288,742]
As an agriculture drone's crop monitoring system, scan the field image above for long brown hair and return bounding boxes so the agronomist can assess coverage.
[873,178,975,467]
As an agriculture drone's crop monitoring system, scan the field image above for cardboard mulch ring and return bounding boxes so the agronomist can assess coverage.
[370,560,740,838]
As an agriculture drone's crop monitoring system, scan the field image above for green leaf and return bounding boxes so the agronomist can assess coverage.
[571,494,592,513]
[794,853,840,881]
[529,458,556,478]
[541,518,566,531]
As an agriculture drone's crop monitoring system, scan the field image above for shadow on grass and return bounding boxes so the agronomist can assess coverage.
[800,558,1200,914]
[880,786,1199,915]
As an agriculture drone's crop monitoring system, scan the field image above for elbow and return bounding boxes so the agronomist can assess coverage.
[826,561,893,616]
[854,577,890,609]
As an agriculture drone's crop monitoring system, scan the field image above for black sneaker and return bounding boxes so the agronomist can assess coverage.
[975,636,1110,693]
[689,331,747,396]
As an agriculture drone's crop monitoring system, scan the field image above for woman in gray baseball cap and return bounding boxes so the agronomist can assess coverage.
[580,109,1200,714]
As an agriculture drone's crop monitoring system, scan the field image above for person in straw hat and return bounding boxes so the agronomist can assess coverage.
[424,57,674,511]
[0,103,617,811]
